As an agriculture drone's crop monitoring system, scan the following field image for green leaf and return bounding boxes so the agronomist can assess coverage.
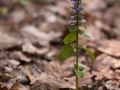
[79,31,91,39]
[69,25,77,32]
[75,70,85,78]
[83,47,96,61]
[63,32,76,44]
[58,45,74,61]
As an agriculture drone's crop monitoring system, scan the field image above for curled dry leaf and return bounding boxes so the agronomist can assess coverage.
[9,51,31,63]
[10,82,27,90]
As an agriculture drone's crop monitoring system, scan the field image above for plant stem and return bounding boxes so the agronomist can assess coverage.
[76,32,79,90]
[75,0,80,90]
[76,25,79,90]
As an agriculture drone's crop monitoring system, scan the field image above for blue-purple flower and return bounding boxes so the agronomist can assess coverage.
[71,0,77,4]
[71,0,81,13]
[70,0,81,24]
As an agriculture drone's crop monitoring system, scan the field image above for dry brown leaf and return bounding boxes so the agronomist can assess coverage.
[10,82,27,90]
[93,54,120,79]
[9,51,31,63]
[97,40,120,57]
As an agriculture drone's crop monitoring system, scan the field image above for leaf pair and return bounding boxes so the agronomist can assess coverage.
[69,25,90,40]
[58,28,77,61]
[58,25,95,61]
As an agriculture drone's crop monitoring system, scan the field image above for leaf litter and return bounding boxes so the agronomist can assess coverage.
[0,0,119,90]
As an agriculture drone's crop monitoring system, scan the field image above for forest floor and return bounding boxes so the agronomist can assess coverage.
[0,0,120,90]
